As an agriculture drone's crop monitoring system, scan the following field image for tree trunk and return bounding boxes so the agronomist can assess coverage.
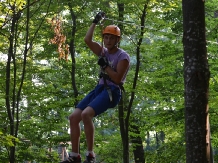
[68,2,79,107]
[130,4,147,163]
[118,96,129,163]
[5,1,51,162]
[117,3,147,163]
[7,7,20,163]
[117,3,130,163]
[130,123,145,163]
[182,0,210,162]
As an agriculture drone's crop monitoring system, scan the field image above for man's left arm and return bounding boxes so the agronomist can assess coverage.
[104,59,129,84]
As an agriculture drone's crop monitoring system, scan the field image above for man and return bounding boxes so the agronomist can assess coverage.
[60,12,130,163]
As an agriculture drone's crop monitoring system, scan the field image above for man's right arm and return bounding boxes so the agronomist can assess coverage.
[84,23,102,56]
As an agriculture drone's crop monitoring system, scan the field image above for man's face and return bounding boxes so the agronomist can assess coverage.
[103,34,119,49]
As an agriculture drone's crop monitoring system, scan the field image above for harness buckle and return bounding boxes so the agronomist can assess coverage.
[106,86,113,102]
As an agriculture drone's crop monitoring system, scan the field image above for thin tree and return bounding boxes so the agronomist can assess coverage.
[3,1,51,162]
[182,0,211,162]
[117,2,147,163]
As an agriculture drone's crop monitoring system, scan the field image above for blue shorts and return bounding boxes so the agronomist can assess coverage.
[76,84,121,116]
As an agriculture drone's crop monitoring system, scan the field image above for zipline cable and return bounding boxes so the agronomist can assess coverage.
[104,17,181,36]
[103,17,218,45]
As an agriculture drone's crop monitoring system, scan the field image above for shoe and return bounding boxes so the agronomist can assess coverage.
[60,155,81,163]
[83,153,96,163]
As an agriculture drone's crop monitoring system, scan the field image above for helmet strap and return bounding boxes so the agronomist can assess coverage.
[114,37,120,47]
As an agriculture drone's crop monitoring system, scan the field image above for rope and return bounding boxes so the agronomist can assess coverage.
[94,12,217,48]
[105,17,145,27]
[100,19,106,56]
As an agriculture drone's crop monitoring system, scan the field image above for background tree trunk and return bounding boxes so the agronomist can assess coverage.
[4,1,51,162]
[7,6,23,163]
[129,4,147,163]
[117,3,147,162]
[68,2,79,106]
[130,123,145,163]
[182,0,210,162]
[117,3,130,163]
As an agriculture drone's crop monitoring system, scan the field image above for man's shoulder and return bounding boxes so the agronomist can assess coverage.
[118,49,130,62]
[118,49,129,56]
[120,49,130,56]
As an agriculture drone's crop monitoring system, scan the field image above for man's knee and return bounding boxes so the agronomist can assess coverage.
[69,108,82,123]
[81,107,95,121]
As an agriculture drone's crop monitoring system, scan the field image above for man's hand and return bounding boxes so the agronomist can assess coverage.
[93,11,105,24]
[98,56,109,69]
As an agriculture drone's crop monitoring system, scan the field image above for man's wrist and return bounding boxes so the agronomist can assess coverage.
[92,19,98,24]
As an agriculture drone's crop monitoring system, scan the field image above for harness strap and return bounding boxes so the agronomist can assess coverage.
[102,75,113,102]
[100,72,125,102]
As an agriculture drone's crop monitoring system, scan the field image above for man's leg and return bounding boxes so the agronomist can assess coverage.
[81,106,95,152]
[69,108,83,153]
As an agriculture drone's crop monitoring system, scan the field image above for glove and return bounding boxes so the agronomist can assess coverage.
[93,11,105,24]
[98,56,109,69]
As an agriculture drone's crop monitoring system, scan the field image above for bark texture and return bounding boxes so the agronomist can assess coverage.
[182,0,210,162]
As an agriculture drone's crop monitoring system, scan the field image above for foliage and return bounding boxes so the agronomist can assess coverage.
[49,16,69,60]
[0,0,217,162]
[0,131,19,147]
[0,131,19,162]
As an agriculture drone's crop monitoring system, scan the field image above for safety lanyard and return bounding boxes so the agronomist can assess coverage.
[100,18,105,56]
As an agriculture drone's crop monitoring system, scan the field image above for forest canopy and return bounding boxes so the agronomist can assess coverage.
[0,0,218,162]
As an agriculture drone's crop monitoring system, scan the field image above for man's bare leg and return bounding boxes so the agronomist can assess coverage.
[81,106,95,152]
[69,108,83,153]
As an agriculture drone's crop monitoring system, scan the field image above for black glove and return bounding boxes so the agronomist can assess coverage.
[93,11,105,24]
[98,56,109,69]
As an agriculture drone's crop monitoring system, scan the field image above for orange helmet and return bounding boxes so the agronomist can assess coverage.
[103,25,121,37]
